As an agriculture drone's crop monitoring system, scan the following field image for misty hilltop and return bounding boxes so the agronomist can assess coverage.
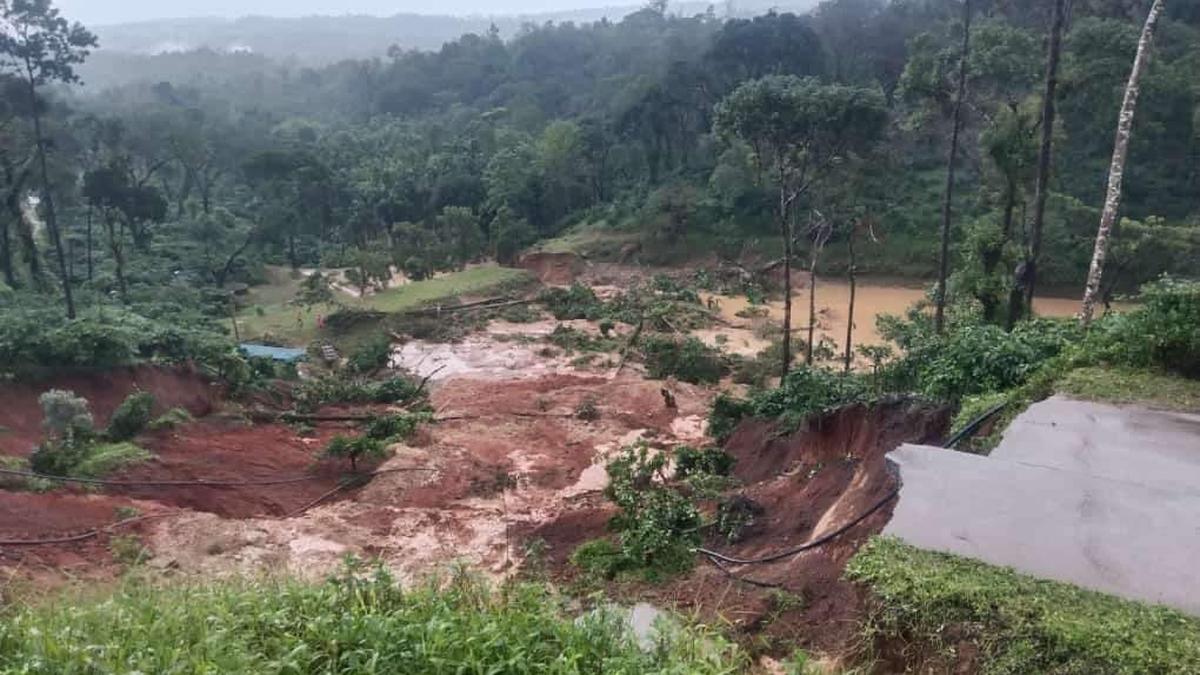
[81,1,819,71]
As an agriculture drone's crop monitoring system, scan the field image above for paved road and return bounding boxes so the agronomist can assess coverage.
[884,396,1200,614]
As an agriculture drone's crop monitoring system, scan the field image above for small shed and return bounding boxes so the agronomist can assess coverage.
[239,343,308,363]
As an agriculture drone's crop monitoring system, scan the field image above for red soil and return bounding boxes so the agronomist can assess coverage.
[0,365,220,457]
[527,398,951,660]
[518,252,585,285]
[115,418,350,518]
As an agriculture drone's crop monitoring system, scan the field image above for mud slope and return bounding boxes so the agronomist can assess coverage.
[0,365,220,457]
[530,398,951,658]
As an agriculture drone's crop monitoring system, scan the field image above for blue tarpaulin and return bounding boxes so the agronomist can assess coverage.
[239,343,307,362]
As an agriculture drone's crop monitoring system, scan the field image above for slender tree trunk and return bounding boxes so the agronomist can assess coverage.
[807,255,817,366]
[86,206,93,282]
[1021,0,1067,319]
[934,0,972,334]
[845,233,857,373]
[103,213,129,304]
[27,76,75,319]
[1080,0,1165,327]
[0,214,11,287]
[780,184,793,377]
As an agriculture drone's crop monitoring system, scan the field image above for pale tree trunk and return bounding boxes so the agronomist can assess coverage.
[780,182,794,378]
[845,232,857,373]
[934,0,972,334]
[1080,0,1165,327]
[1020,0,1067,322]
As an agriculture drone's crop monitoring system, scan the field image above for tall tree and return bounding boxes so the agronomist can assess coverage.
[1080,0,1166,326]
[0,0,96,318]
[1016,0,1068,325]
[933,0,972,334]
[715,75,886,376]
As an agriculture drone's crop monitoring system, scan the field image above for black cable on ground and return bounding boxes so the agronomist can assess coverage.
[697,488,900,566]
[702,553,782,589]
[942,402,1008,449]
[0,467,435,547]
[0,512,182,546]
[0,466,435,488]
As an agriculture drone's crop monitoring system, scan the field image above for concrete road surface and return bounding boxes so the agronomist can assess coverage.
[884,396,1200,614]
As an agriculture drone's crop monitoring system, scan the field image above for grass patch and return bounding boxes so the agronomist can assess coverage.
[1056,366,1200,412]
[0,565,746,673]
[148,407,194,431]
[70,442,152,479]
[239,265,531,346]
[847,537,1200,674]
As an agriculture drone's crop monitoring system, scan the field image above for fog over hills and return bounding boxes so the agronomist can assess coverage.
[80,1,818,64]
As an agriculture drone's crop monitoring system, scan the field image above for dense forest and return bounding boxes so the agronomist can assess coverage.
[1,0,1197,366]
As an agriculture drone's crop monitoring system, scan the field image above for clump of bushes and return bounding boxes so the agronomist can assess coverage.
[347,333,393,373]
[641,335,726,384]
[106,391,156,441]
[364,412,433,442]
[708,366,871,442]
[29,390,151,478]
[324,411,433,471]
[673,445,734,479]
[148,407,194,431]
[571,441,729,578]
[546,325,618,354]
[294,374,427,412]
[539,283,604,320]
[1089,276,1200,377]
[322,435,389,472]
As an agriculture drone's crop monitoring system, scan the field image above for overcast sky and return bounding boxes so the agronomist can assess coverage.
[56,1,634,26]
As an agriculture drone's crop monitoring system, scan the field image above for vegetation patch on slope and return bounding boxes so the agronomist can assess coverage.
[0,566,746,673]
[847,537,1200,674]
[1056,366,1200,412]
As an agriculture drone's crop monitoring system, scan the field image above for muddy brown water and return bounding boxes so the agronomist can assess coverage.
[698,279,1132,362]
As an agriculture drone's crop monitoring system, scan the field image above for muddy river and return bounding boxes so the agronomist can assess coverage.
[697,279,1128,362]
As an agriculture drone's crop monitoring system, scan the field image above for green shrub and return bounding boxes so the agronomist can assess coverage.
[294,374,426,412]
[879,312,1081,401]
[708,366,872,442]
[38,389,94,442]
[673,445,735,479]
[570,538,629,580]
[347,333,393,373]
[538,283,604,320]
[148,407,194,431]
[365,412,432,442]
[641,335,726,384]
[106,391,156,441]
[603,444,703,579]
[706,393,754,443]
[848,537,1200,674]
[0,565,746,672]
[323,434,390,471]
[1089,276,1200,377]
[72,442,153,479]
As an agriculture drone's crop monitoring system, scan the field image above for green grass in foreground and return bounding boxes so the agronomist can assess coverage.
[1056,366,1200,412]
[847,537,1200,674]
[0,565,745,674]
[238,265,531,346]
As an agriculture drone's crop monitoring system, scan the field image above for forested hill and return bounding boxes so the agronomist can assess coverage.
[1,0,1197,336]
[81,1,820,76]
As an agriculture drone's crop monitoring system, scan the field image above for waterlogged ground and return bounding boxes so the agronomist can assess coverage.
[696,278,1132,366]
